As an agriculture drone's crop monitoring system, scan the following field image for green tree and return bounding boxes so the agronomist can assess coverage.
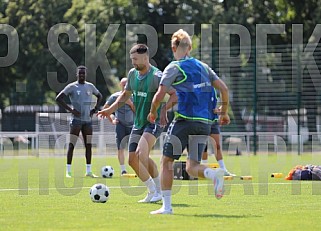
[1,0,72,107]
[0,0,320,135]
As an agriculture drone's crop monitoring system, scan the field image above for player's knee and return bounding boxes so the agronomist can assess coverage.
[128,153,137,167]
[128,158,133,167]
[128,155,134,166]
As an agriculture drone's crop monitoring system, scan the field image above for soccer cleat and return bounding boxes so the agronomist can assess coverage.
[149,192,162,203]
[138,191,161,203]
[121,170,128,175]
[138,192,154,203]
[213,168,225,200]
[85,172,98,178]
[224,170,236,177]
[66,172,72,178]
[150,207,173,215]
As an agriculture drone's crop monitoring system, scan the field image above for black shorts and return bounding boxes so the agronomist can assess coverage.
[163,120,211,161]
[116,123,132,150]
[128,123,164,152]
[70,119,92,129]
[210,122,220,135]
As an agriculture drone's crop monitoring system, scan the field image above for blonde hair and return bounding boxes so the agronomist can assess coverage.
[171,29,192,49]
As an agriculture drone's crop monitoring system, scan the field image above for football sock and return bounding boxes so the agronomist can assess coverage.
[201,159,208,164]
[66,164,71,173]
[86,164,91,173]
[143,177,156,193]
[204,167,216,180]
[153,176,161,193]
[218,160,226,170]
[161,190,172,211]
[120,165,126,172]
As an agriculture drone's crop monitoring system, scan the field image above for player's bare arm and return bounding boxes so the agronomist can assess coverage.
[148,84,170,123]
[159,87,177,126]
[56,92,81,117]
[212,79,230,125]
[102,103,117,124]
[90,92,103,117]
[97,90,132,119]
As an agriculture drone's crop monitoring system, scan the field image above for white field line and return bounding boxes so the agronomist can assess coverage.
[0,181,317,192]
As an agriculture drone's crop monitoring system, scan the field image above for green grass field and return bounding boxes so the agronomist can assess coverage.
[1,153,321,230]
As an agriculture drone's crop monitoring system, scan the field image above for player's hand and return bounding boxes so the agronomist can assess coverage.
[90,108,98,117]
[159,107,168,127]
[147,112,158,123]
[213,106,222,114]
[219,114,230,126]
[71,109,81,117]
[112,118,119,125]
[97,108,111,119]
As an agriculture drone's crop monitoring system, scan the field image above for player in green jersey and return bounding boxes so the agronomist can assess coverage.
[98,44,177,203]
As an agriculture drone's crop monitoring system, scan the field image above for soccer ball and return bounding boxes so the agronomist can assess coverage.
[101,165,114,178]
[89,183,110,203]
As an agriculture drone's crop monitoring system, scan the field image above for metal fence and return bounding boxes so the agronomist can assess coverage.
[1,44,321,155]
[210,44,321,154]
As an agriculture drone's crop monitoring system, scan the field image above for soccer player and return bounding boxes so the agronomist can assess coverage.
[148,29,230,214]
[56,66,102,178]
[97,44,177,203]
[103,78,135,175]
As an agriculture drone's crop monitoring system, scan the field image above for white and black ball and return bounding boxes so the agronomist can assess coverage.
[101,166,114,178]
[89,183,110,203]
[101,165,114,178]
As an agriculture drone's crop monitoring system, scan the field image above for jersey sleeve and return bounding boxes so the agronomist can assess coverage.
[152,70,163,90]
[204,63,220,82]
[125,69,135,91]
[91,83,100,95]
[106,94,117,106]
[61,83,72,95]
[159,63,181,87]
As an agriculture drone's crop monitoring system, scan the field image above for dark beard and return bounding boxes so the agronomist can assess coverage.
[134,65,144,71]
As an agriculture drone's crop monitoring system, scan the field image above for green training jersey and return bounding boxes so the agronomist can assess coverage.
[126,66,162,129]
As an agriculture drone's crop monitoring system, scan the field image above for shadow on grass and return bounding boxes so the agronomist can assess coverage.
[172,203,195,208]
[175,213,262,218]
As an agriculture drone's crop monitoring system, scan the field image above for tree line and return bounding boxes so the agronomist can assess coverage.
[1,0,320,132]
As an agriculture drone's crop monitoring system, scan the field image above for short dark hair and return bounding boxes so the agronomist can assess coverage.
[130,44,149,55]
[76,66,87,75]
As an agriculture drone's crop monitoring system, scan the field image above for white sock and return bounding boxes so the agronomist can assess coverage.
[86,164,91,173]
[143,177,156,193]
[66,164,71,173]
[203,167,217,180]
[161,190,172,211]
[218,160,226,171]
[120,165,126,172]
[153,176,161,193]
[201,159,208,164]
